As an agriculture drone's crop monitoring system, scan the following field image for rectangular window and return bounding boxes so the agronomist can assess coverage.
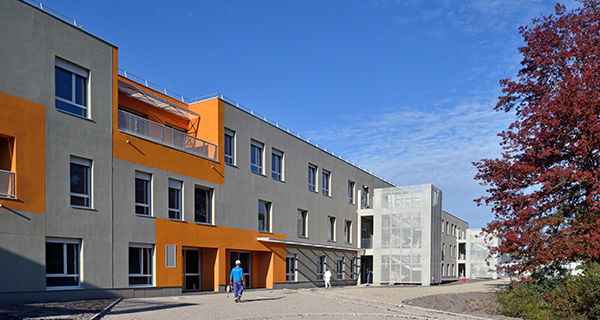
[46,238,80,288]
[317,256,326,280]
[271,149,283,181]
[297,209,308,238]
[224,129,235,165]
[70,156,92,208]
[250,140,264,174]
[344,220,352,243]
[135,171,151,216]
[321,170,331,196]
[258,200,271,232]
[286,254,297,282]
[328,216,336,242]
[55,59,89,118]
[129,245,153,286]
[194,186,213,224]
[350,258,357,280]
[337,257,344,280]
[0,136,15,198]
[348,181,355,204]
[168,179,182,220]
[308,164,317,192]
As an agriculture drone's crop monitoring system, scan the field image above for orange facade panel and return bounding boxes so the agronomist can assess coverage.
[0,92,45,212]
[155,218,286,291]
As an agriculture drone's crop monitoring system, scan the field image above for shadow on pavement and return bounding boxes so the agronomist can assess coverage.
[110,300,196,315]
[240,297,283,303]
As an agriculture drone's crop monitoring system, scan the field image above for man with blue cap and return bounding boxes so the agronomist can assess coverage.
[230,259,245,302]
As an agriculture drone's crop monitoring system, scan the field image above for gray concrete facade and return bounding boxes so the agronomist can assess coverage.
[441,211,469,278]
[0,0,115,302]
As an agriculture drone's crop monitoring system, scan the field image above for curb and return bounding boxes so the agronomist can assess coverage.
[90,297,122,320]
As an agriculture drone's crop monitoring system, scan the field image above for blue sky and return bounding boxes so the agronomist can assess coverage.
[44,0,575,228]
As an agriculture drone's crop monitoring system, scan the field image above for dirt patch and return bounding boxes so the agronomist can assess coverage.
[404,292,519,320]
[0,298,116,320]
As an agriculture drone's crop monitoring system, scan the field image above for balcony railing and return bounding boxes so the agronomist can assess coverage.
[118,110,218,161]
[361,237,373,249]
[0,169,15,198]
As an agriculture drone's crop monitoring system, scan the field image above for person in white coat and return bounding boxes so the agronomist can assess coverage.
[324,267,332,288]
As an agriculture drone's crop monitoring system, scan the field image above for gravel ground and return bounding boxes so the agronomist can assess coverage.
[404,292,519,320]
[104,279,513,320]
[0,299,115,320]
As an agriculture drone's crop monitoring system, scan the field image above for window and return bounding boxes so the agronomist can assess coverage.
[317,256,326,280]
[286,254,297,282]
[337,257,344,280]
[166,244,176,268]
[70,156,91,208]
[129,245,153,286]
[194,186,213,224]
[350,258,357,280]
[168,179,182,220]
[46,238,80,288]
[348,181,355,204]
[271,149,283,181]
[328,216,336,242]
[250,140,264,174]
[297,209,308,238]
[441,220,445,234]
[0,136,15,198]
[321,170,331,196]
[445,221,449,234]
[344,220,352,243]
[55,59,89,118]
[308,164,317,192]
[442,243,445,260]
[258,200,271,232]
[135,171,152,216]
[224,129,235,165]
[360,186,370,209]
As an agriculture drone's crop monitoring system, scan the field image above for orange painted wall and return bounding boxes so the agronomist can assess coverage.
[155,218,286,290]
[0,92,45,212]
[112,78,224,185]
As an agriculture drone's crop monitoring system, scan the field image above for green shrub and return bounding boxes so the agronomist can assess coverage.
[497,262,600,320]
[546,263,600,320]
[497,283,553,320]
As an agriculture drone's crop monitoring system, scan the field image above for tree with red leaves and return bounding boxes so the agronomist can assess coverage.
[474,0,600,274]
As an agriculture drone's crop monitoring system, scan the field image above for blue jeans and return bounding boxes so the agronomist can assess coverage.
[233,280,243,298]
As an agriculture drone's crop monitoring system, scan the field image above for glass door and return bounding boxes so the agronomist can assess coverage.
[183,249,201,291]
[230,251,251,288]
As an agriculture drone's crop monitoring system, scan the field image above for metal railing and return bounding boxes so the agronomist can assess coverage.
[118,110,218,161]
[0,170,15,198]
[361,237,373,249]
[21,0,83,28]
[117,69,394,186]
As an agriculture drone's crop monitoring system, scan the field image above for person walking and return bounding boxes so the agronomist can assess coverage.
[324,267,332,288]
[230,260,245,302]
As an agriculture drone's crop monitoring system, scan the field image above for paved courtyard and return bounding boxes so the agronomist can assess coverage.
[105,279,509,320]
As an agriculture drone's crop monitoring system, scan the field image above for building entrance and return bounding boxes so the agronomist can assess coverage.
[230,251,251,288]
[183,249,201,291]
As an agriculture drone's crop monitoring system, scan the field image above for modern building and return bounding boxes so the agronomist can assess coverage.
[441,211,469,279]
[464,229,500,280]
[0,0,499,304]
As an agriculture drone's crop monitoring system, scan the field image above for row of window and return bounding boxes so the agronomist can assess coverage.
[296,209,352,243]
[224,129,367,206]
[69,156,354,239]
[46,238,357,289]
[442,263,457,277]
[441,243,457,260]
[45,238,152,288]
[313,256,358,281]
[441,220,464,239]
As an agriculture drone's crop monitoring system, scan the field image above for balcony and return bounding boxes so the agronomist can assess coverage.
[361,237,373,249]
[0,169,15,198]
[118,110,218,161]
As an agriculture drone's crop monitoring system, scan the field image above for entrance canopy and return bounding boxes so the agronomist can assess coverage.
[257,237,364,252]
